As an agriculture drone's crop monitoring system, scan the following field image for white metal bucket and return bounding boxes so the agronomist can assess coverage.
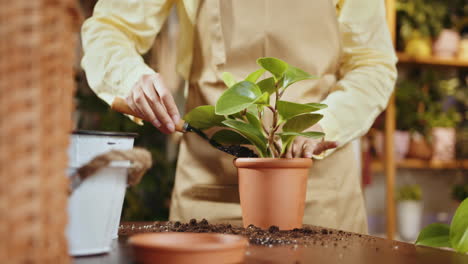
[67,131,137,256]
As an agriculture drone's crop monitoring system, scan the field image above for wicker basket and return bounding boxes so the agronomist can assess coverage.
[0,0,80,263]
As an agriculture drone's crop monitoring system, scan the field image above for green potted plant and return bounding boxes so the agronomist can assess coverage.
[397,184,423,241]
[393,80,427,161]
[393,78,433,161]
[422,105,461,161]
[374,79,425,161]
[397,0,447,57]
[182,57,325,230]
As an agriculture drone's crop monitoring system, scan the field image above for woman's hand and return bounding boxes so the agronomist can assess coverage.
[285,124,337,158]
[126,74,180,134]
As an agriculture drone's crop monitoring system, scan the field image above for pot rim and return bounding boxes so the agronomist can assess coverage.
[234,158,312,168]
[72,130,138,138]
[129,232,247,252]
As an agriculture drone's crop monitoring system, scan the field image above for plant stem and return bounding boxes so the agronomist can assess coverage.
[266,105,276,115]
[266,81,282,158]
[274,141,282,156]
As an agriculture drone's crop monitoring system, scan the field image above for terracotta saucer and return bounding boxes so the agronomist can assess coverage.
[129,232,248,264]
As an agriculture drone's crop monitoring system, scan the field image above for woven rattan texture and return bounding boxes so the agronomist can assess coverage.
[0,0,80,262]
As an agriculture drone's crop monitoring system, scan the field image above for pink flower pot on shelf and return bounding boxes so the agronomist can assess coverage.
[373,130,410,161]
[433,29,460,59]
[432,127,456,161]
[394,131,410,161]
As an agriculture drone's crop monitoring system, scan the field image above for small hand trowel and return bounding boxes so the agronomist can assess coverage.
[111,97,257,158]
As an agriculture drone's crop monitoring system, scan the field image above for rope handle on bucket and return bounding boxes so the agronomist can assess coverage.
[69,148,152,194]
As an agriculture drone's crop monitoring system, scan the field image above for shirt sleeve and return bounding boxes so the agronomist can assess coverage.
[317,0,397,157]
[81,0,174,106]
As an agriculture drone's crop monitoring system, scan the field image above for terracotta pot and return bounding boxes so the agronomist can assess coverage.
[234,158,312,230]
[129,232,248,264]
[432,127,456,161]
[433,29,460,58]
[407,133,432,160]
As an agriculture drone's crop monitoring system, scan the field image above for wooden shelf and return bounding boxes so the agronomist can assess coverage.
[371,159,468,172]
[397,52,468,67]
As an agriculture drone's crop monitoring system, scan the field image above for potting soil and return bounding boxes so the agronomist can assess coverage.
[119,219,377,248]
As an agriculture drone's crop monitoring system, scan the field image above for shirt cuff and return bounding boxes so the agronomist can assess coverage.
[111,63,156,125]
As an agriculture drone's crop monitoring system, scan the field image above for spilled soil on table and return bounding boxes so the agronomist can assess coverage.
[119,219,377,248]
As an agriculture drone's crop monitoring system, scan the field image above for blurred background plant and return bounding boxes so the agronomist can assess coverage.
[422,105,461,129]
[452,183,468,203]
[397,0,447,42]
[395,78,428,133]
[397,69,465,136]
[397,184,423,201]
[396,0,447,55]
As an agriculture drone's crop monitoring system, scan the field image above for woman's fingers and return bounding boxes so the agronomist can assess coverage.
[125,74,180,134]
[152,76,180,124]
[287,138,338,158]
[128,85,161,128]
[301,142,314,158]
[313,141,338,155]
[141,75,175,133]
[293,138,306,158]
[285,144,293,158]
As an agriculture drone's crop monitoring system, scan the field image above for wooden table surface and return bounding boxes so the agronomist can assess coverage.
[74,222,468,264]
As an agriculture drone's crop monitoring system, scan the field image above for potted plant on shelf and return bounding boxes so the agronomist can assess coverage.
[393,79,426,161]
[422,105,461,161]
[183,57,325,230]
[392,77,433,161]
[397,184,423,242]
[397,0,447,58]
[373,79,423,161]
[434,0,468,59]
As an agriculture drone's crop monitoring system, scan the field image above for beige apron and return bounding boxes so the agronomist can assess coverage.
[170,0,368,234]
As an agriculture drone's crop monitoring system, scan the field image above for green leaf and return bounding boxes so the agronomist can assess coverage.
[279,131,325,155]
[283,114,323,133]
[247,104,259,116]
[211,129,251,145]
[245,111,262,131]
[279,134,295,154]
[278,131,325,139]
[282,66,317,88]
[450,198,468,253]
[416,223,451,248]
[222,119,268,157]
[277,100,327,121]
[245,69,266,83]
[257,57,288,80]
[183,105,225,130]
[254,92,270,106]
[215,81,262,115]
[222,72,236,87]
[257,77,276,95]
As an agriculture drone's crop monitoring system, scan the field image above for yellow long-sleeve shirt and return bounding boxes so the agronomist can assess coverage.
[81,0,397,152]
